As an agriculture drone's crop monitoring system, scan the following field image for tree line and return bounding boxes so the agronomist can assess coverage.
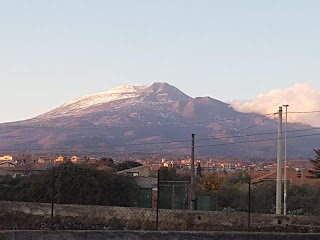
[0,162,139,206]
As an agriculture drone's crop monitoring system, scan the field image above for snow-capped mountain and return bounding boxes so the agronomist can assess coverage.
[38,82,191,119]
[0,82,319,158]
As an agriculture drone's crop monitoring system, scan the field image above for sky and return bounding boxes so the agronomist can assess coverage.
[1,0,320,124]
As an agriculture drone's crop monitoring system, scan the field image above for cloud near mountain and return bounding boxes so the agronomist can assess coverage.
[231,83,320,127]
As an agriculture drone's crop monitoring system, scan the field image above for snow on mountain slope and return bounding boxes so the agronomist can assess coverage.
[37,82,191,118]
[62,84,147,110]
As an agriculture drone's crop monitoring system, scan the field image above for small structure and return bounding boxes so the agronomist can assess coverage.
[0,155,14,161]
[0,168,13,178]
[0,161,16,168]
[87,158,98,164]
[117,166,156,208]
[117,165,151,177]
[71,156,78,163]
[55,156,65,162]
[38,157,53,164]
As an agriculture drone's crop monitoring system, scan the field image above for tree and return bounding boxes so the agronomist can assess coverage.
[158,166,190,181]
[99,157,115,168]
[226,172,250,186]
[251,182,276,213]
[0,162,138,207]
[197,173,224,192]
[116,161,142,171]
[309,149,320,178]
[158,167,177,181]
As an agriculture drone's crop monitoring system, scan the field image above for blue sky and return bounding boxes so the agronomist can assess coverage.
[1,0,320,123]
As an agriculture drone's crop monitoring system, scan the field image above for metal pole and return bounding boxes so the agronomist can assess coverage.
[156,169,160,230]
[300,168,304,184]
[283,104,289,215]
[190,133,196,210]
[276,106,283,215]
[248,176,251,232]
[172,185,175,209]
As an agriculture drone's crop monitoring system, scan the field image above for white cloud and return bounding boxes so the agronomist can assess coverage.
[231,83,320,127]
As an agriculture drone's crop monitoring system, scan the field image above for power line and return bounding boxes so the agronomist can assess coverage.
[1,119,320,153]
[103,131,320,154]
[1,111,320,154]
[288,111,320,114]
[0,124,311,153]
[196,132,320,149]
[3,131,320,155]
[0,113,277,130]
[60,131,320,156]
[0,113,279,153]
[230,113,277,134]
[197,126,320,142]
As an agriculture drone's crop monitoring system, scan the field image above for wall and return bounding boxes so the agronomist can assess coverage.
[0,230,320,240]
[1,201,320,232]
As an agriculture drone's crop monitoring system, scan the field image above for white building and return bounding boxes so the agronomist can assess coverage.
[0,155,13,161]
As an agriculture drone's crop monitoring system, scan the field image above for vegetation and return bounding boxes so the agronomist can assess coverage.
[99,157,115,168]
[158,166,190,181]
[197,173,224,192]
[309,149,320,178]
[2,160,320,215]
[115,160,143,171]
[195,172,320,215]
[0,162,138,207]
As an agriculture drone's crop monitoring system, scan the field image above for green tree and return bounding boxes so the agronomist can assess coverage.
[158,167,190,181]
[116,161,142,171]
[251,182,276,213]
[0,162,138,207]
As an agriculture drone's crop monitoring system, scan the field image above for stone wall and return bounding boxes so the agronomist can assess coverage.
[1,201,320,232]
[1,231,320,240]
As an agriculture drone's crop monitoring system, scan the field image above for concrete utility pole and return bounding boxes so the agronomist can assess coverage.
[51,166,55,229]
[276,106,283,215]
[283,104,289,215]
[190,133,196,210]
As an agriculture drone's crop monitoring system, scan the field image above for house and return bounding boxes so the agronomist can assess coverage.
[0,155,14,161]
[71,156,78,163]
[0,161,16,168]
[0,168,13,179]
[117,165,151,177]
[55,156,65,162]
[251,169,320,186]
[38,157,53,164]
[6,165,50,178]
[87,158,98,164]
[134,176,158,209]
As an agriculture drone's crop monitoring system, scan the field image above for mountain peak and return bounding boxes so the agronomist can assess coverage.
[105,84,148,94]
[141,82,191,101]
[38,82,191,118]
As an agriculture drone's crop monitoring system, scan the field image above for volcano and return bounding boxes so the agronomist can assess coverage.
[0,82,318,158]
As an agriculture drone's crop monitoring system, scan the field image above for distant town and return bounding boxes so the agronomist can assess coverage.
[0,152,316,185]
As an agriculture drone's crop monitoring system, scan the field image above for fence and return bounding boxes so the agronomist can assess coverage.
[1,162,320,231]
[158,180,189,210]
